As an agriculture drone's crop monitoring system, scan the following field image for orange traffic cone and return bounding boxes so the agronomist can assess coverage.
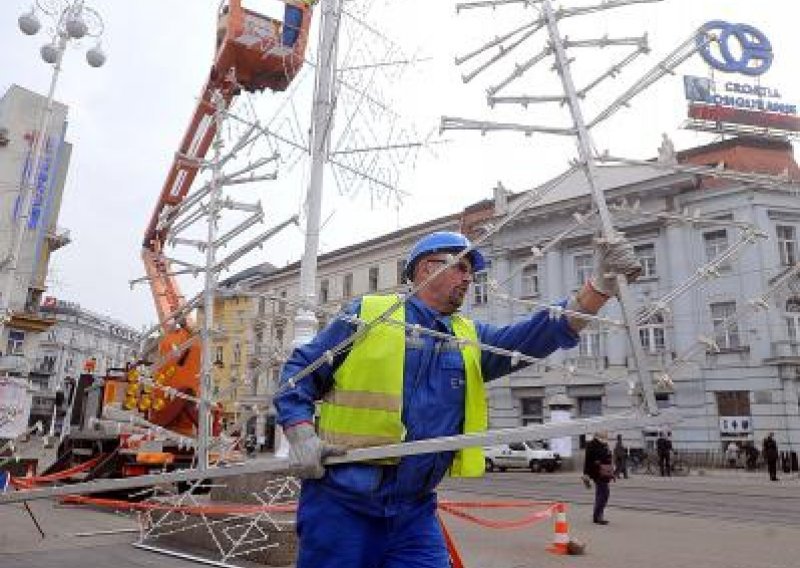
[547,502,570,555]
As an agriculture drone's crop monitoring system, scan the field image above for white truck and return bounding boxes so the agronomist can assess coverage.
[484,441,562,473]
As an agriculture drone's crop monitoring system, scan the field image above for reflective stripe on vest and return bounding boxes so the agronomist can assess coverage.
[318,294,487,477]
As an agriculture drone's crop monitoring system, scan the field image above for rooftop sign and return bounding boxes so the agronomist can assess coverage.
[685,21,796,135]
[697,20,773,76]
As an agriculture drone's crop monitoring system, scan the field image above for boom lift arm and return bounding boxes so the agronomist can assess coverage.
[137,0,314,437]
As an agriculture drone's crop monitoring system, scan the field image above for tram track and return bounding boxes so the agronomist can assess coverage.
[441,473,800,526]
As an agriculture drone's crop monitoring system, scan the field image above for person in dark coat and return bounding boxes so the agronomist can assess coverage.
[656,432,672,476]
[762,432,779,481]
[583,431,613,524]
[613,434,628,479]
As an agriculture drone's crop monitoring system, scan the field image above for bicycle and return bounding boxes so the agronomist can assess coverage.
[628,450,690,476]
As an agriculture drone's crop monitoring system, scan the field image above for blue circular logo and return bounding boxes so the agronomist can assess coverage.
[696,20,773,76]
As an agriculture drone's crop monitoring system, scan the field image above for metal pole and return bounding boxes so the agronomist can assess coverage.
[0,31,68,342]
[540,0,659,414]
[276,0,342,457]
[293,0,341,346]
[198,91,227,471]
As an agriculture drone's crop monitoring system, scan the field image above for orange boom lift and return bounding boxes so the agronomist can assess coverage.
[137,0,313,440]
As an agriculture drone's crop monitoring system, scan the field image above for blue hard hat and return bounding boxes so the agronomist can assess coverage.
[404,231,486,280]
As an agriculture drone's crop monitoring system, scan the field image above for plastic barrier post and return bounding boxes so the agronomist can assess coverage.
[437,513,466,568]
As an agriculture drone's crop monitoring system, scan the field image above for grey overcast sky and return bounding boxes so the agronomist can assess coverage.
[1,0,797,330]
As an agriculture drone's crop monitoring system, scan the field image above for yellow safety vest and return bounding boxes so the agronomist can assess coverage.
[318,294,488,477]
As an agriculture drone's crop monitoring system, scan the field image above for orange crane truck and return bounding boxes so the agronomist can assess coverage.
[44,1,314,489]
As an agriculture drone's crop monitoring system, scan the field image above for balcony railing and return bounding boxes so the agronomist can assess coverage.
[566,355,609,371]
[0,355,29,374]
[627,351,674,370]
[767,340,800,362]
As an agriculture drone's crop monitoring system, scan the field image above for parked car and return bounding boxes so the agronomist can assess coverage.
[484,441,562,472]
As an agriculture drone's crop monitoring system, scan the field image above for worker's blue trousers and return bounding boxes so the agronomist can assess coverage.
[295,484,450,568]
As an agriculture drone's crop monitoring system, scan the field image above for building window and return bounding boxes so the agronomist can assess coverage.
[711,301,740,349]
[786,297,800,342]
[397,259,407,284]
[521,263,539,297]
[473,271,489,305]
[278,290,287,314]
[233,342,241,365]
[368,266,379,292]
[577,396,602,417]
[639,312,666,353]
[777,225,797,266]
[655,392,673,409]
[343,273,353,298]
[578,329,602,357]
[7,330,25,355]
[574,253,593,288]
[258,297,266,316]
[715,390,750,416]
[703,229,729,266]
[275,326,284,344]
[634,243,657,278]
[320,279,330,304]
[42,355,56,372]
[214,345,224,365]
[519,397,543,425]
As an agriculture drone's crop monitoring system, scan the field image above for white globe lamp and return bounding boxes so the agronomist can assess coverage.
[40,41,59,64]
[18,10,41,36]
[86,44,106,68]
[65,14,88,39]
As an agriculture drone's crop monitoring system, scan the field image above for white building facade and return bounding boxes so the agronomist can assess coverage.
[32,297,140,431]
[0,84,71,379]
[471,137,800,461]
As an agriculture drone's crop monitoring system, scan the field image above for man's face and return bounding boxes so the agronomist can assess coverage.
[415,254,474,314]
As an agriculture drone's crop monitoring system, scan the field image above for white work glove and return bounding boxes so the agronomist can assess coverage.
[284,422,346,479]
[591,232,643,297]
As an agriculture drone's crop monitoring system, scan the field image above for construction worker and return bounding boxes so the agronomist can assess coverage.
[281,1,313,47]
[275,230,642,568]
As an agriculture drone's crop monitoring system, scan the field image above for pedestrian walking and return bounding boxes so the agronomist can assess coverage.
[656,431,672,476]
[726,441,740,469]
[762,432,779,481]
[613,434,628,479]
[745,444,759,471]
[275,230,642,567]
[244,434,257,457]
[584,431,614,525]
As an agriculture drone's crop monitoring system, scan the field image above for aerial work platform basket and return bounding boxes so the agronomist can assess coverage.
[214,0,314,92]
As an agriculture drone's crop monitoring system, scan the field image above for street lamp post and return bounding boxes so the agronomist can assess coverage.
[1,1,105,344]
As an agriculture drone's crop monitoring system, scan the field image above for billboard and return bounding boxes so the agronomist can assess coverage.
[685,21,798,135]
[688,103,800,132]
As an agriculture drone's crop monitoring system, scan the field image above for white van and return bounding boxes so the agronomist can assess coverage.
[483,441,562,473]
